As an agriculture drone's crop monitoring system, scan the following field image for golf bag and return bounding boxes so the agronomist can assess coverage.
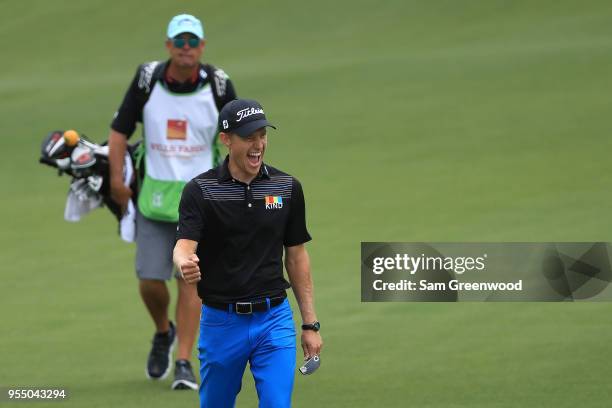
[39,130,141,228]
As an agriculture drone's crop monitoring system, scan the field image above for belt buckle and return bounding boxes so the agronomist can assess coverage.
[235,302,253,314]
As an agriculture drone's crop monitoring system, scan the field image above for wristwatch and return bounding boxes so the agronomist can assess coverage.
[301,321,321,332]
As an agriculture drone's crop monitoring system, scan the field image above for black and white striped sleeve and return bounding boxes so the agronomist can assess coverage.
[177,180,206,242]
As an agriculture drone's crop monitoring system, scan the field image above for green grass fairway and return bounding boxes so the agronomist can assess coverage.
[2,1,612,407]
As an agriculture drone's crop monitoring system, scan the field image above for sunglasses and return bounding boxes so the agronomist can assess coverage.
[172,37,201,48]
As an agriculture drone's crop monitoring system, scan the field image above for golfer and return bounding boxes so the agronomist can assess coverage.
[173,98,322,407]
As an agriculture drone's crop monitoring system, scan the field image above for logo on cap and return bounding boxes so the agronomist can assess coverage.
[236,107,264,122]
[178,18,195,27]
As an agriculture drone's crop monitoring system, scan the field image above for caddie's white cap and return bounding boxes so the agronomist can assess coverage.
[167,14,204,39]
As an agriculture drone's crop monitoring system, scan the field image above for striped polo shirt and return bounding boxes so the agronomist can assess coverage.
[176,156,311,303]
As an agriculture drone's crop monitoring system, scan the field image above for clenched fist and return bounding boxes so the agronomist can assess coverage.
[178,253,201,284]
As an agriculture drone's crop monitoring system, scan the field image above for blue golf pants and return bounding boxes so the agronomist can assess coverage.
[198,298,296,408]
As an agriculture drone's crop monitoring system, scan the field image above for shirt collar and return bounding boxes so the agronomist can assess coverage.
[217,155,271,183]
[164,59,200,84]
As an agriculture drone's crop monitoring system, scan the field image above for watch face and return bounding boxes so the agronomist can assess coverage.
[313,322,321,331]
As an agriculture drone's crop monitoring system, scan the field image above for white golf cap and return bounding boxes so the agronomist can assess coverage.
[167,14,204,39]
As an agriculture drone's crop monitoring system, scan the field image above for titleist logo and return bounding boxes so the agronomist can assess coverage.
[236,107,264,122]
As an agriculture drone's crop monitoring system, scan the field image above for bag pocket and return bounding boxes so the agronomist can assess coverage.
[137,175,185,222]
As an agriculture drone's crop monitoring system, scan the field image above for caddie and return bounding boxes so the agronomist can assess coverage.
[108,13,237,390]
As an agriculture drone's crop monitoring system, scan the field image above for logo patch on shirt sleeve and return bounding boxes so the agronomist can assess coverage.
[264,196,283,209]
[167,119,187,140]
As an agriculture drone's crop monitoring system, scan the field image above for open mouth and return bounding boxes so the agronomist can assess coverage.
[247,151,262,167]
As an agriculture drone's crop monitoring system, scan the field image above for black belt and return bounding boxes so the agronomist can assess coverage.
[203,294,286,314]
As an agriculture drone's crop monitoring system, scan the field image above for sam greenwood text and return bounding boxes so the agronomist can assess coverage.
[372,279,523,291]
